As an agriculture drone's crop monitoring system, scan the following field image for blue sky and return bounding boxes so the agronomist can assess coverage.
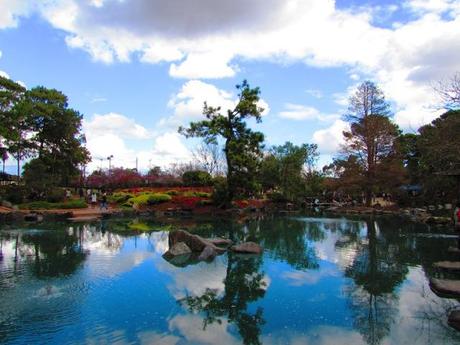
[1,0,459,172]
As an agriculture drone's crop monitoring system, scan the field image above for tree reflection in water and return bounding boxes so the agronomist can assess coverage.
[343,218,409,345]
[180,252,266,345]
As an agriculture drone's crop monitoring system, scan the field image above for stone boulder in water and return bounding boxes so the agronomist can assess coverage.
[198,245,218,261]
[231,242,263,254]
[169,230,227,254]
[168,242,192,256]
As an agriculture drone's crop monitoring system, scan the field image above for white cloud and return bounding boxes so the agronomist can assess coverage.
[312,120,349,154]
[150,132,192,167]
[83,112,152,140]
[169,314,240,345]
[164,80,269,129]
[0,0,32,29]
[279,103,337,121]
[2,0,460,131]
[0,70,10,79]
[170,51,237,79]
[83,113,191,171]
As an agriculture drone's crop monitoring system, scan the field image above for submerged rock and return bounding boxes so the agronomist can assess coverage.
[198,245,217,261]
[231,242,263,254]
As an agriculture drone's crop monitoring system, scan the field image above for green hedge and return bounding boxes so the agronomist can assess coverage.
[128,193,172,207]
[183,191,211,198]
[108,192,134,203]
[19,199,87,210]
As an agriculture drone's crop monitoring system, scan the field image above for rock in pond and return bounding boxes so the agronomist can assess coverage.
[430,278,460,298]
[433,261,460,271]
[231,242,263,255]
[169,230,226,254]
[198,245,217,261]
[207,238,233,247]
[168,242,192,256]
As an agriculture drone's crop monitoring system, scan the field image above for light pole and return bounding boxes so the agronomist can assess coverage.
[107,155,114,172]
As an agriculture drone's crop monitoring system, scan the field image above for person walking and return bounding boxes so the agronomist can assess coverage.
[91,191,97,208]
[100,192,108,211]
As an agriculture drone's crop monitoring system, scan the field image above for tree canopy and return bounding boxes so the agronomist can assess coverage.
[341,81,403,205]
[180,80,265,203]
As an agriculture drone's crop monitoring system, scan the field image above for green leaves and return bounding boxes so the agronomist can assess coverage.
[180,81,265,203]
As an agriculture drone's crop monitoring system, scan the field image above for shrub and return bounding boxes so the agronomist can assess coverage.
[46,188,66,203]
[183,191,212,198]
[19,199,87,210]
[212,176,228,207]
[165,190,179,196]
[59,200,87,209]
[267,191,287,203]
[129,193,172,207]
[1,185,28,205]
[147,193,172,205]
[198,199,213,206]
[182,170,212,187]
[129,194,151,207]
[109,192,133,204]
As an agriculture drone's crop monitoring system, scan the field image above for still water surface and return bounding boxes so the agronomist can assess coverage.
[1,215,460,345]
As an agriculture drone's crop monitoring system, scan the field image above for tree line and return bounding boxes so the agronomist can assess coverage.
[1,74,459,207]
[180,78,460,207]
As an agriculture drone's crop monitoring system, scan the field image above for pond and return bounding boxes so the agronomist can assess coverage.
[1,215,460,345]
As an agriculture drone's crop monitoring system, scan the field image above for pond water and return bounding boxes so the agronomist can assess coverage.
[1,215,460,345]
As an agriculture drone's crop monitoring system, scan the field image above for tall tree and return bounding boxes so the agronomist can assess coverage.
[180,80,264,203]
[0,76,28,180]
[342,81,401,206]
[416,110,460,200]
[260,142,318,201]
[24,87,90,186]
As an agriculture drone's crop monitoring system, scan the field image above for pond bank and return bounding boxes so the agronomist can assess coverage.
[0,201,454,227]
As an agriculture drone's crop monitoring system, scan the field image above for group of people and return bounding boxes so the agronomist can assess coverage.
[82,188,109,210]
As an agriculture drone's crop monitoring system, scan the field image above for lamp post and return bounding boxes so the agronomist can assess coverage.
[107,155,114,172]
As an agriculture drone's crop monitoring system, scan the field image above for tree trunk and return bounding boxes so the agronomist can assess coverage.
[224,140,234,204]
[16,154,20,182]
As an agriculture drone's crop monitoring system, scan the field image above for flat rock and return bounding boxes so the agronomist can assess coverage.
[231,242,263,255]
[434,261,460,270]
[198,245,217,261]
[168,242,192,256]
[68,216,101,222]
[448,247,460,254]
[169,230,226,254]
[207,238,233,247]
[448,310,460,331]
[430,278,460,298]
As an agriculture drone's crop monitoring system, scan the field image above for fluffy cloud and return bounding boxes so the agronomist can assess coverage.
[163,80,269,129]
[0,0,32,29]
[279,103,337,121]
[3,0,460,131]
[83,112,152,139]
[312,120,349,154]
[83,112,191,171]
